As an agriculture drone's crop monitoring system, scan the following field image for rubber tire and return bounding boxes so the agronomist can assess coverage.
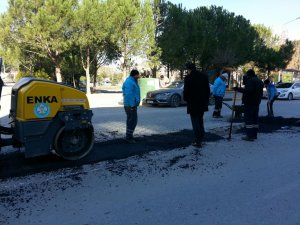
[288,93,293,100]
[54,125,94,160]
[169,94,181,107]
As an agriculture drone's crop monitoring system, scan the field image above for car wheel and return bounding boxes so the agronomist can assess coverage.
[288,93,293,100]
[169,94,181,107]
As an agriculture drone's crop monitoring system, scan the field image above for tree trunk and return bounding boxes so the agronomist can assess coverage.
[151,67,157,78]
[85,48,91,95]
[122,56,129,81]
[167,65,170,78]
[55,65,62,83]
[267,69,271,79]
[93,60,97,88]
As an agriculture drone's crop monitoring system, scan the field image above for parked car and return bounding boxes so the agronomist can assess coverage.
[276,82,300,100]
[143,81,214,107]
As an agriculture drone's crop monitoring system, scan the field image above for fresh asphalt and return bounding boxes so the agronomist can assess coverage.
[0,129,223,179]
[1,116,299,179]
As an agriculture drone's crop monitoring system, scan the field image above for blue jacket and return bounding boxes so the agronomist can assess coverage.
[212,76,226,97]
[122,76,140,107]
[267,83,278,100]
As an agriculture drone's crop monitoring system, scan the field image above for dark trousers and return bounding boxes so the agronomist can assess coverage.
[213,96,223,116]
[190,112,205,144]
[124,106,138,139]
[244,105,259,139]
[267,96,277,116]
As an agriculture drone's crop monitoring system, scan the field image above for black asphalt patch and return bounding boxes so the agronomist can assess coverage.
[0,130,222,179]
[1,116,299,180]
[236,116,300,134]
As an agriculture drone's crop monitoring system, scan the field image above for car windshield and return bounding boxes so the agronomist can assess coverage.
[276,83,293,88]
[166,81,184,88]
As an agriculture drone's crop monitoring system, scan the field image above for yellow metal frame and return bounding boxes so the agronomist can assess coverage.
[16,80,90,121]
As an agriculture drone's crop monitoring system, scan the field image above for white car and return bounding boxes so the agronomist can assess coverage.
[276,82,300,100]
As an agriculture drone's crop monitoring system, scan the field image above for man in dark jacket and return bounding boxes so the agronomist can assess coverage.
[183,62,210,147]
[234,69,264,141]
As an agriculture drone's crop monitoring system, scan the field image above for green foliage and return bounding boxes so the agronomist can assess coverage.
[252,24,295,75]
[15,71,31,81]
[158,3,189,70]
[158,4,257,71]
[15,69,50,81]
[0,0,295,83]
[111,73,123,85]
[34,70,51,80]
[1,0,77,82]
[108,0,156,76]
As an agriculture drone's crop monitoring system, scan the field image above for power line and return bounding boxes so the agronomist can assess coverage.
[284,17,300,25]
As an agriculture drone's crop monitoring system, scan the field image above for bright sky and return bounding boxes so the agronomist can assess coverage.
[0,0,299,40]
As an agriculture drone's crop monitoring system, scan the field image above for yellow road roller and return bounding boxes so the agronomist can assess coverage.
[0,77,94,160]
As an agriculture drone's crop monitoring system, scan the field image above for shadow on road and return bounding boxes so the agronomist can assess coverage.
[0,129,222,179]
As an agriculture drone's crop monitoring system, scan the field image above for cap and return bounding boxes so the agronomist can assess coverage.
[222,73,228,80]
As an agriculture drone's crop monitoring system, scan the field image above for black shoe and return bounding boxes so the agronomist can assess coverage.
[191,142,202,148]
[213,115,223,118]
[241,136,254,142]
[212,111,217,117]
[125,138,136,144]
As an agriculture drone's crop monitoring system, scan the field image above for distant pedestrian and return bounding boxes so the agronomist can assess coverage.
[234,69,264,141]
[183,62,210,147]
[212,72,228,118]
[0,76,4,98]
[159,75,170,88]
[264,79,278,117]
[0,76,4,111]
[0,57,3,100]
[122,69,141,143]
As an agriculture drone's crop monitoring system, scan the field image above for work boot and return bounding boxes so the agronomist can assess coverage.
[191,142,202,148]
[125,138,136,144]
[241,136,254,142]
[213,111,223,118]
[212,111,218,118]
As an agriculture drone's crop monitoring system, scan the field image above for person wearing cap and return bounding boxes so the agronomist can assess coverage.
[264,79,278,117]
[234,69,264,141]
[212,72,228,118]
[122,69,141,144]
[183,62,210,148]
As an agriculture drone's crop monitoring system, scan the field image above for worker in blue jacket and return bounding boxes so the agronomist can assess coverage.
[212,72,228,118]
[264,79,278,117]
[122,69,141,143]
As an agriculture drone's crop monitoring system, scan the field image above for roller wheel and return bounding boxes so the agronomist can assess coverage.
[54,125,94,160]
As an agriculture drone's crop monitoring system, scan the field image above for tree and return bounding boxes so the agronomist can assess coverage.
[287,40,300,70]
[108,0,156,78]
[253,24,295,77]
[158,4,257,72]
[60,45,85,87]
[73,0,114,94]
[158,3,189,71]
[2,0,76,82]
[147,0,167,78]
